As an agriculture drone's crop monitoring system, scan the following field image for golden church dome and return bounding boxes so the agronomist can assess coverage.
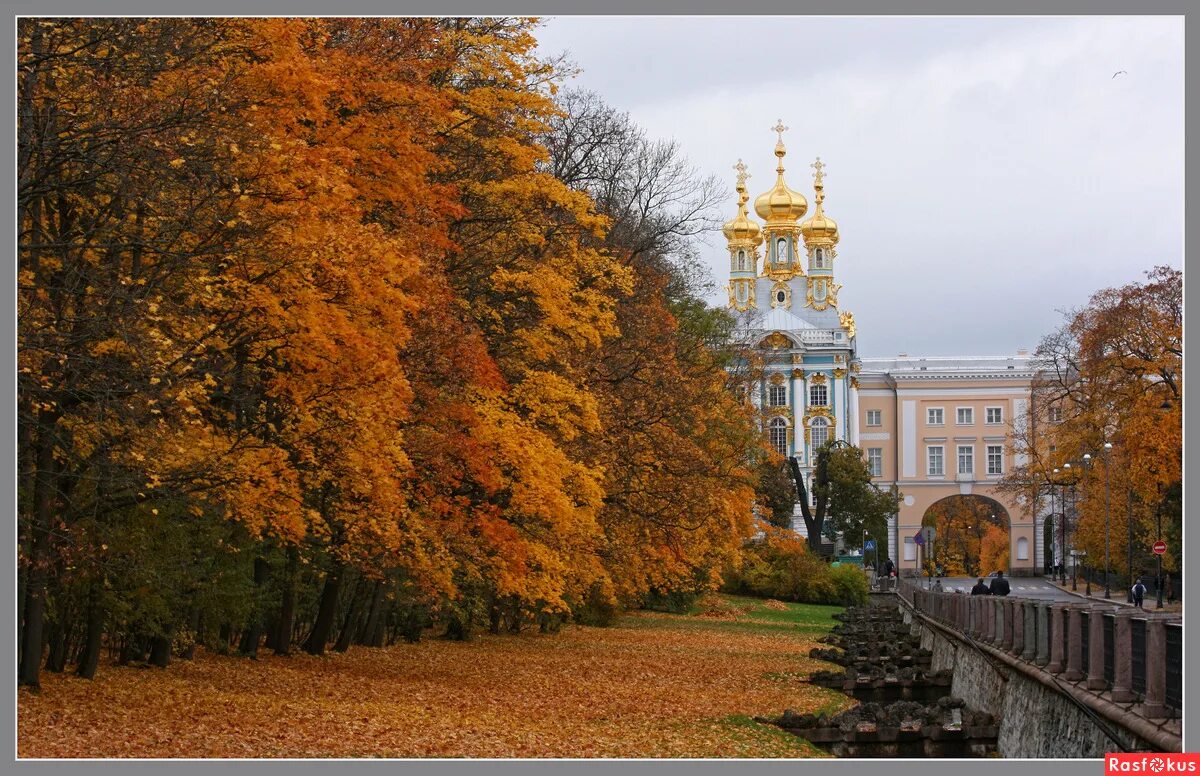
[723,160,762,243]
[753,122,807,223]
[800,157,839,245]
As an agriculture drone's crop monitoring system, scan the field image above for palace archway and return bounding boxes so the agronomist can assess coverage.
[920,495,1011,577]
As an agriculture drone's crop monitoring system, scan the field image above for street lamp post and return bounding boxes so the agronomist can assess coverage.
[1156,506,1164,609]
[1103,442,1112,599]
[1082,453,1092,597]
[1126,486,1134,603]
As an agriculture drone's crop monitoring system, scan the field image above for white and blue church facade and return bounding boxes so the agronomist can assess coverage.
[724,122,1045,575]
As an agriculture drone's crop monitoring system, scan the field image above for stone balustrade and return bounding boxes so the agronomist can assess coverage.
[899,581,1181,720]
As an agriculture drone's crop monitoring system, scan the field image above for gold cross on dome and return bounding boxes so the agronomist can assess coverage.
[771,119,789,142]
[811,157,826,184]
[733,158,750,186]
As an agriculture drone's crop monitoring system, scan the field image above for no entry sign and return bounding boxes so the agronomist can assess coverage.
[1153,541,1167,555]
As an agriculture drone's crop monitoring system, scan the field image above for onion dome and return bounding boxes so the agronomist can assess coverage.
[723,159,762,243]
[800,157,839,245]
[753,120,808,223]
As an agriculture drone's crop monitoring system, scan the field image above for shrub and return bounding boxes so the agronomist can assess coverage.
[723,526,866,606]
[829,563,869,607]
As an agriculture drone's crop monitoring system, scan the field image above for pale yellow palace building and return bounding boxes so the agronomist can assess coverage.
[725,122,1043,575]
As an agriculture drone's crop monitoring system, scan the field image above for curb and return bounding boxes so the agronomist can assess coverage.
[1041,578,1144,609]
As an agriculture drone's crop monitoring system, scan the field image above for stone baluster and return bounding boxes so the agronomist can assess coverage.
[1022,601,1037,661]
[1110,610,1136,703]
[1142,618,1169,718]
[1009,599,1024,655]
[1087,606,1108,690]
[1034,603,1050,666]
[998,599,1014,651]
[1064,606,1085,681]
[991,598,1004,646]
[1046,604,1067,674]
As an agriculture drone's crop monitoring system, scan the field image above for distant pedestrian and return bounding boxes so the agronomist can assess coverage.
[989,571,1011,596]
[1131,578,1147,609]
[932,578,943,592]
[971,578,990,596]
[883,558,896,577]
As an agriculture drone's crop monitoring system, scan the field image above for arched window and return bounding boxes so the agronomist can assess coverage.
[813,248,825,269]
[768,383,787,407]
[737,250,747,271]
[810,417,829,448]
[1016,537,1029,561]
[769,417,788,456]
[809,383,828,407]
[776,237,788,264]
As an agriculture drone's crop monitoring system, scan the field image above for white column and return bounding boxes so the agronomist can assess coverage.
[849,379,859,446]
[832,376,845,441]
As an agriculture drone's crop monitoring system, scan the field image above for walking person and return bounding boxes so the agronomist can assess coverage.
[1131,578,1147,609]
[989,570,1011,596]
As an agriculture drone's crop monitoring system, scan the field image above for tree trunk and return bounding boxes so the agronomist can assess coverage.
[303,564,344,656]
[237,556,270,658]
[75,583,104,679]
[44,607,70,673]
[357,580,386,646]
[181,606,200,660]
[333,576,365,653]
[271,548,299,655]
[148,635,171,668]
[19,416,61,689]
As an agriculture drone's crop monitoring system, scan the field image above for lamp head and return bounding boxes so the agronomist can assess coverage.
[1104,442,1112,451]
[1083,453,1092,462]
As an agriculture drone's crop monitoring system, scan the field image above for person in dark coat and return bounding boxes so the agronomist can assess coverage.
[989,571,1011,596]
[1131,578,1147,609]
[971,578,991,596]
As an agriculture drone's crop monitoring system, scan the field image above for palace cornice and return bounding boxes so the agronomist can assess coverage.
[888,371,1037,381]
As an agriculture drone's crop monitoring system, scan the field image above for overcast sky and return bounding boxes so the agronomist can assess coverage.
[533,16,1183,358]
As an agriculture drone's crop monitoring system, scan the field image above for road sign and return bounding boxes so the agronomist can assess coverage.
[913,532,925,547]
[922,526,936,543]
[1153,541,1167,555]
[864,539,876,551]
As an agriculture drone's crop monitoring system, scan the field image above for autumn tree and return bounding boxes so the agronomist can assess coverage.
[1002,267,1181,585]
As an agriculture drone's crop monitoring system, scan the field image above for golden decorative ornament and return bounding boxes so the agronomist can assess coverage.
[810,373,827,385]
[769,372,785,385]
[850,376,860,389]
[850,361,861,374]
[762,331,792,349]
[832,368,847,379]
[769,281,791,309]
[839,311,857,340]
[792,368,805,379]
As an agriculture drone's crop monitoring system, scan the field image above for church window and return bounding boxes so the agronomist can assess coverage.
[769,417,788,456]
[776,237,788,264]
[812,248,827,269]
[737,250,747,271]
[810,417,829,448]
[776,290,786,304]
[768,383,787,407]
[809,383,828,407]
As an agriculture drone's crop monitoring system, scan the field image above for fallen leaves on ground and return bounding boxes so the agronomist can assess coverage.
[18,605,851,758]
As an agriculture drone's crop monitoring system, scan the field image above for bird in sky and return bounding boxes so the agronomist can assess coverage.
[1113,70,1128,78]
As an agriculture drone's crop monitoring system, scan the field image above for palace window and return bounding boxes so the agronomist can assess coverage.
[927,408,944,426]
[927,446,944,477]
[768,383,787,407]
[1048,406,1063,423]
[904,536,917,562]
[809,383,828,407]
[810,417,829,448]
[1016,537,1029,561]
[776,237,789,264]
[987,445,1004,475]
[867,448,883,477]
[769,417,788,456]
[986,406,1003,424]
[956,407,974,425]
[736,250,747,272]
[812,248,828,269]
[866,409,882,426]
[957,445,974,475]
